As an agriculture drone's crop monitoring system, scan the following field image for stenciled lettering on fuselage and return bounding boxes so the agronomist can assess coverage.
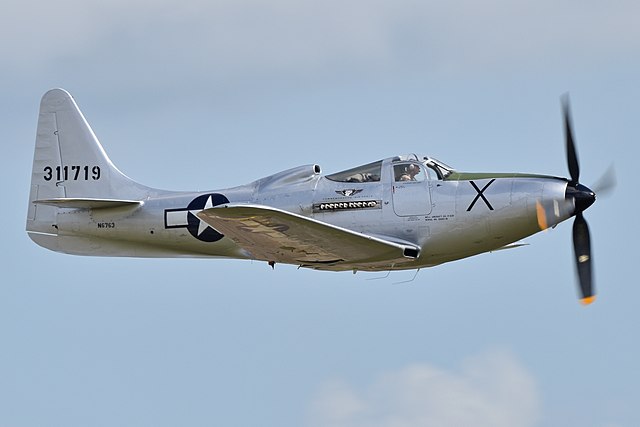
[164,193,229,242]
[313,200,381,213]
[466,179,495,211]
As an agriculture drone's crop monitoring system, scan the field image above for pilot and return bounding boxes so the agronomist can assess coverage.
[400,164,420,181]
[347,172,376,182]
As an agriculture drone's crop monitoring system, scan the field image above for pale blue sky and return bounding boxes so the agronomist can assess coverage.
[1,1,638,426]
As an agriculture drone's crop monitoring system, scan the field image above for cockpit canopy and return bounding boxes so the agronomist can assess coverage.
[325,154,454,183]
[325,160,382,183]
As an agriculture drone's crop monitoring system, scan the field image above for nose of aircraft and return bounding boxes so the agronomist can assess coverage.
[565,183,596,214]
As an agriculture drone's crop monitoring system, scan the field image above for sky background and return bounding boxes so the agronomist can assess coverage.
[1,1,638,426]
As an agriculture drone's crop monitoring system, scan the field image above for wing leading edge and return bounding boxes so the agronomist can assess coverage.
[197,204,420,270]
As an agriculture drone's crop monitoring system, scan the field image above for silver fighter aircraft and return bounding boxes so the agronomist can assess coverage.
[27,89,603,304]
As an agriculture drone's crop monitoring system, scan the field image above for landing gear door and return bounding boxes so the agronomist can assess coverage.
[392,162,432,216]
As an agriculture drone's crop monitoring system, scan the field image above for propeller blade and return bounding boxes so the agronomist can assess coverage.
[563,95,580,185]
[572,212,594,304]
[591,164,617,196]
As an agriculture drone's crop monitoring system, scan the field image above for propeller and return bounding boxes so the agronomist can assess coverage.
[562,95,597,305]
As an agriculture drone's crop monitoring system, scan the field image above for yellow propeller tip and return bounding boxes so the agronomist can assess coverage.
[580,296,596,305]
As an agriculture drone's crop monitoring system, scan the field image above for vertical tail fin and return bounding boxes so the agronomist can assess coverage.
[27,89,148,239]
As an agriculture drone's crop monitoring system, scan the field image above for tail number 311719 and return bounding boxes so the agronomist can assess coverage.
[43,165,101,181]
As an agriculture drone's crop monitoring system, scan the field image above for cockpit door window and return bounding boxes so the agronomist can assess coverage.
[393,163,426,182]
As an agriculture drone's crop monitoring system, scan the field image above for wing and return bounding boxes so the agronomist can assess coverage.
[197,204,420,270]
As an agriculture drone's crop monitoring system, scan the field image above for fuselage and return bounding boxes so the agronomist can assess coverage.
[37,155,574,271]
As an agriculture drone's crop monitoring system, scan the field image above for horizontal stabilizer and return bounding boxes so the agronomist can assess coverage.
[197,203,420,269]
[33,198,142,209]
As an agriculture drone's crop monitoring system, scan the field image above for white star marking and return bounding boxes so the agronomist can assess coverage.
[189,195,214,236]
